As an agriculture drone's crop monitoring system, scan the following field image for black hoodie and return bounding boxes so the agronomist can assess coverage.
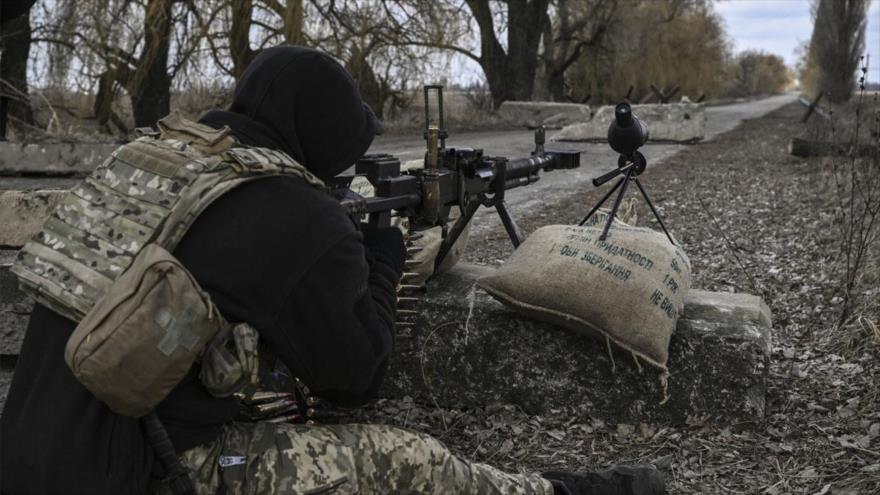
[201,46,380,181]
[0,46,403,494]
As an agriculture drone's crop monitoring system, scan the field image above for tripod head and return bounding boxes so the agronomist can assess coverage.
[592,103,650,187]
[580,102,675,244]
[608,102,648,156]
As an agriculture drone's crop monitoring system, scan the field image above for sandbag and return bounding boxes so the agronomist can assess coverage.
[478,220,690,369]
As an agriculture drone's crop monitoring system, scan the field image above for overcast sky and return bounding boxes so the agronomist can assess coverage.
[715,0,880,83]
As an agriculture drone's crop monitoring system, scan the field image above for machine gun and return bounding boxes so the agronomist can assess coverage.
[330,85,582,271]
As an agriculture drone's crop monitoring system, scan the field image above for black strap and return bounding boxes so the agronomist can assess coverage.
[142,411,196,495]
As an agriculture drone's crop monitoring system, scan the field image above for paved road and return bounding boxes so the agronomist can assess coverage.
[704,93,798,139]
[0,94,797,202]
[369,93,798,233]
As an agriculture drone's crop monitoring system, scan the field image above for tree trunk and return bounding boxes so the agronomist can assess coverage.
[542,0,616,103]
[129,0,174,127]
[811,0,870,103]
[466,0,550,108]
[282,0,304,45]
[788,137,878,158]
[347,48,388,119]
[0,8,36,135]
[547,71,566,101]
[230,0,257,78]
[94,67,131,134]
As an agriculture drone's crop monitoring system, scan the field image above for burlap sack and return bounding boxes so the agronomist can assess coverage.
[478,220,690,369]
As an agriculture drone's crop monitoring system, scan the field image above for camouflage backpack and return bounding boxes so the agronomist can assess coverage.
[11,111,324,417]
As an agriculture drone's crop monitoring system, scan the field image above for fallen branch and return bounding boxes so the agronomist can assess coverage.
[788,137,879,158]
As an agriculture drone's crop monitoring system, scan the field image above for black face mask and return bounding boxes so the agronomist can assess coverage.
[200,46,382,182]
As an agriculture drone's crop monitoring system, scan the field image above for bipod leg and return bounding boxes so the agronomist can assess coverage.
[579,175,626,226]
[600,168,634,241]
[495,200,524,248]
[633,177,675,245]
[434,199,480,271]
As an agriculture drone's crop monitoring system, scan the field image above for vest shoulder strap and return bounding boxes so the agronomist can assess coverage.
[157,110,236,155]
[12,127,324,322]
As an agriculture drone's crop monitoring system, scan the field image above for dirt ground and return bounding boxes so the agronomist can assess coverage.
[349,101,880,494]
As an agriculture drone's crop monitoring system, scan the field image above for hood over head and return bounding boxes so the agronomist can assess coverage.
[200,46,381,181]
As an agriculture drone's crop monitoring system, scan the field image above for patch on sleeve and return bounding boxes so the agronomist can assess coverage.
[218,455,247,468]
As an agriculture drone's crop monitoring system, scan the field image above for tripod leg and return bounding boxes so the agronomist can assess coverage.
[633,178,675,245]
[579,176,626,226]
[495,200,525,248]
[600,169,634,241]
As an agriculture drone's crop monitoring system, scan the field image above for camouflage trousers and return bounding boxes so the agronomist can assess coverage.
[167,421,554,494]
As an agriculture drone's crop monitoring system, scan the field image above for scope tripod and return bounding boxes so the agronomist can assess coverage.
[579,150,675,245]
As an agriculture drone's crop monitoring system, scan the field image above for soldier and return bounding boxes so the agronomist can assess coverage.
[0,46,664,495]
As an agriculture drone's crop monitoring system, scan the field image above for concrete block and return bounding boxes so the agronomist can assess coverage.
[0,143,116,175]
[0,190,65,248]
[497,101,591,129]
[554,103,706,143]
[382,263,771,424]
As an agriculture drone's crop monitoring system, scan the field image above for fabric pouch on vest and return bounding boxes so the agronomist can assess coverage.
[65,243,225,418]
[200,322,260,398]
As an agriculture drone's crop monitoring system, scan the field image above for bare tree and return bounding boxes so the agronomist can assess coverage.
[466,0,551,106]
[730,50,790,97]
[1,0,38,135]
[35,0,211,130]
[809,0,870,103]
[309,0,427,119]
[539,0,619,102]
[201,0,304,79]
[566,0,729,105]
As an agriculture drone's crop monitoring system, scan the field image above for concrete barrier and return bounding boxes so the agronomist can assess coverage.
[382,263,771,424]
[0,143,117,175]
[554,102,706,143]
[497,101,591,129]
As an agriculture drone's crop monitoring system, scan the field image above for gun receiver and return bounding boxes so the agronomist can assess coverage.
[333,85,581,270]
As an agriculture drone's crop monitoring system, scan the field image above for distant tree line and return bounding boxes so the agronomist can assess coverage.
[0,0,799,139]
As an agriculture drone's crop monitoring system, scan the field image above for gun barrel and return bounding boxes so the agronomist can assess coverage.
[505,150,580,185]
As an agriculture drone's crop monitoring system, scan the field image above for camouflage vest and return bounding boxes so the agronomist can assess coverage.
[12,111,324,323]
